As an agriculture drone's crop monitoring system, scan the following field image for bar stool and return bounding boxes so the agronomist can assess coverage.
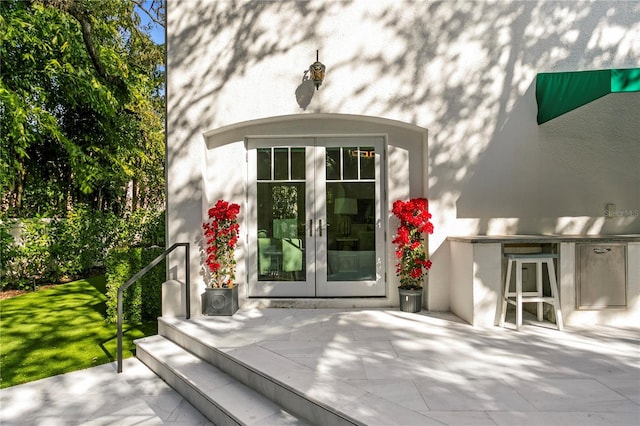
[499,253,563,330]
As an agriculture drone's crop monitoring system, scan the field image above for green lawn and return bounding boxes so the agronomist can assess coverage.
[0,276,157,389]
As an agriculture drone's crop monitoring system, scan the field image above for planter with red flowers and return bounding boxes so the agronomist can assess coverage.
[201,199,241,315]
[391,198,434,312]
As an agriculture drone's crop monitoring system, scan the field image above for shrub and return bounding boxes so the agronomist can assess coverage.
[103,208,166,324]
[0,207,165,291]
[105,246,164,324]
[0,219,21,289]
[1,218,54,290]
[48,208,120,281]
[2,207,166,323]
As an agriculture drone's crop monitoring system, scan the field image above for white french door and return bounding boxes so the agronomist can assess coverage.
[247,136,385,297]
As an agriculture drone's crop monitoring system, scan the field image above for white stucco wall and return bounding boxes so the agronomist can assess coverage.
[167,0,640,316]
[200,114,429,309]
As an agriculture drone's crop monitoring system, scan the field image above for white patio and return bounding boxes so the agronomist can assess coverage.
[2,308,638,425]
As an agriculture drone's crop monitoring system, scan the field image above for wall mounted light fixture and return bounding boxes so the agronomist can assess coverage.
[309,50,326,90]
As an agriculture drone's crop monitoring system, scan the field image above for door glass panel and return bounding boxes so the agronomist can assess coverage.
[325,145,376,282]
[257,148,271,180]
[326,147,341,180]
[360,147,375,179]
[274,148,289,180]
[343,147,359,180]
[291,148,305,180]
[256,146,306,282]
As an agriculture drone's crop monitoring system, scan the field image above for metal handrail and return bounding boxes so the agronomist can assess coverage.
[117,242,190,373]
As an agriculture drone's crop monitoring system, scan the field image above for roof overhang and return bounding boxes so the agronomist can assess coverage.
[536,68,640,125]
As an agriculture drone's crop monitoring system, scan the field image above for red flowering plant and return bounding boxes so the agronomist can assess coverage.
[202,200,241,288]
[391,198,434,289]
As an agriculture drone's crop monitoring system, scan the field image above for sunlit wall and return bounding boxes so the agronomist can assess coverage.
[167,0,640,313]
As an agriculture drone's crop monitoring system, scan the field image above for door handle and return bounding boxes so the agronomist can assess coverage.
[309,219,313,237]
[319,219,323,237]
[593,248,611,254]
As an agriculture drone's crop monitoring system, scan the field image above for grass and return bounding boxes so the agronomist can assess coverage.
[0,275,157,389]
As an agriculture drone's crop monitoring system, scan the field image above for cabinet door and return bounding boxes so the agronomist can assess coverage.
[577,243,627,309]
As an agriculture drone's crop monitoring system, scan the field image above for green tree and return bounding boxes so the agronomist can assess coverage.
[0,0,165,217]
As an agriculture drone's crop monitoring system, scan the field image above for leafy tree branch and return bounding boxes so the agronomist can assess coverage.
[1,0,165,216]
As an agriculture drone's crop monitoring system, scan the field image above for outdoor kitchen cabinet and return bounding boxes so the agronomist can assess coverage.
[447,235,639,327]
[576,243,627,309]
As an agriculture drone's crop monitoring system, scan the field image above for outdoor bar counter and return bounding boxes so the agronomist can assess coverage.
[446,234,640,328]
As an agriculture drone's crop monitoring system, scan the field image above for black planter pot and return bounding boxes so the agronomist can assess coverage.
[202,286,239,316]
[398,287,423,313]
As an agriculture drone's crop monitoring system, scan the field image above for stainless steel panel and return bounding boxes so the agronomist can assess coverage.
[576,243,627,309]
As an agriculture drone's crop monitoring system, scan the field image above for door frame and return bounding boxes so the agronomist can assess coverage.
[315,137,386,297]
[246,138,315,297]
[197,113,429,313]
[246,135,386,298]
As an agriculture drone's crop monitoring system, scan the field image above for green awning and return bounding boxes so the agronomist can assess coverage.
[536,68,640,124]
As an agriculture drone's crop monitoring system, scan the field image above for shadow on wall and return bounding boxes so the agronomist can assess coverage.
[167,1,332,247]
[167,1,331,160]
[166,1,640,243]
[455,78,640,235]
[296,75,316,110]
[366,1,639,237]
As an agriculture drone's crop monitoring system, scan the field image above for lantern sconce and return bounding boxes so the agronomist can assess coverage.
[309,50,326,90]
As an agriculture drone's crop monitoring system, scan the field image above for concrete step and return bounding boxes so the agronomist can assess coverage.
[135,335,306,425]
[153,317,361,426]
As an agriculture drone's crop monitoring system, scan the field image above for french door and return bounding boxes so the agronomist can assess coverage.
[247,136,385,297]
